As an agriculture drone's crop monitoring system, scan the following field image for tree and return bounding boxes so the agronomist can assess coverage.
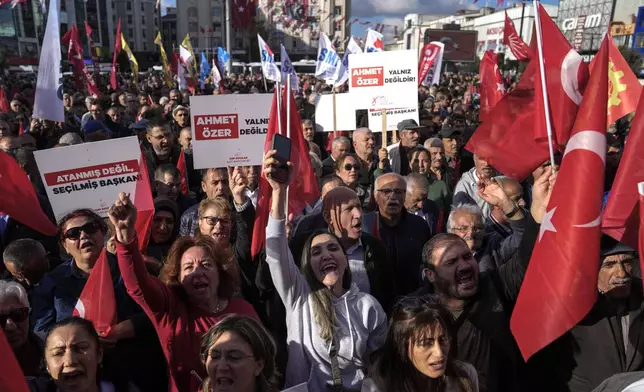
[618,46,643,76]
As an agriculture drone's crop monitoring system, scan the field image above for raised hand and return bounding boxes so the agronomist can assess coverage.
[107,192,138,245]
[263,150,293,192]
[228,166,248,205]
[531,166,558,224]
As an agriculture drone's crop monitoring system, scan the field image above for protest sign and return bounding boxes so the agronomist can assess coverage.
[348,50,418,110]
[314,93,357,132]
[368,107,419,133]
[34,137,143,221]
[190,94,272,169]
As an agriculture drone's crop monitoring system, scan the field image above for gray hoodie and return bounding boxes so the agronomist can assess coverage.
[266,217,387,392]
[453,167,492,220]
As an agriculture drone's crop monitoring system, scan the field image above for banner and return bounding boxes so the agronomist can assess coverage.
[280,44,299,90]
[33,137,144,221]
[418,42,444,87]
[348,50,418,110]
[424,30,478,62]
[314,93,357,132]
[315,33,341,82]
[190,94,273,168]
[368,107,419,133]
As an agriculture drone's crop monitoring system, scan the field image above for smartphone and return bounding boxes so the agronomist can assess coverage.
[269,133,292,184]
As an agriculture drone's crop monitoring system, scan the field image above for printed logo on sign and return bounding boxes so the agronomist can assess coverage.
[351,67,384,87]
[195,114,239,140]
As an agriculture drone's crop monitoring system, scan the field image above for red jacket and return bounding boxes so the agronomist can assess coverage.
[116,240,258,392]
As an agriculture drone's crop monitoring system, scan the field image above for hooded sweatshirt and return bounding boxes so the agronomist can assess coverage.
[265,216,387,391]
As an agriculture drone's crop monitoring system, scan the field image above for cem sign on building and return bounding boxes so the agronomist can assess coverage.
[556,0,612,61]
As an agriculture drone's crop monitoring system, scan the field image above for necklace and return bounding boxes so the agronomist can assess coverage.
[212,298,228,314]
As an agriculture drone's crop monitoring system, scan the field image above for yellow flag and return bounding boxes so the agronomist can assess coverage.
[181,33,198,76]
[120,34,139,86]
[154,32,173,87]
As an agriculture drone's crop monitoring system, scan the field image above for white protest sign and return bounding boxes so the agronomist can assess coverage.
[314,93,357,132]
[367,107,419,133]
[348,50,418,110]
[34,137,143,221]
[190,94,272,169]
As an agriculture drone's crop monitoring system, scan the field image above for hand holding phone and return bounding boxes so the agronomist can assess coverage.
[268,134,292,184]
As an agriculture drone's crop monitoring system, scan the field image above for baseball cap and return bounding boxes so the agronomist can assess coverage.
[600,235,636,258]
[397,119,422,132]
[439,126,462,139]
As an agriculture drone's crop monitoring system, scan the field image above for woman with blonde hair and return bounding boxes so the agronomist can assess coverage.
[200,315,279,392]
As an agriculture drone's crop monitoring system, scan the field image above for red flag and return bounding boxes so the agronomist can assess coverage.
[510,35,610,360]
[73,249,116,336]
[0,0,27,7]
[503,12,531,61]
[251,87,321,257]
[597,37,642,126]
[639,183,644,275]
[134,152,154,252]
[110,19,122,91]
[0,151,57,236]
[84,21,101,88]
[147,94,153,106]
[479,51,505,123]
[65,25,99,96]
[602,91,644,249]
[418,42,443,87]
[0,88,9,113]
[533,3,589,147]
[18,122,24,135]
[465,60,551,181]
[0,328,30,392]
[231,0,255,30]
[177,149,189,195]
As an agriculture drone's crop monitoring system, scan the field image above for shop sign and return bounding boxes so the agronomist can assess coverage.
[562,13,602,32]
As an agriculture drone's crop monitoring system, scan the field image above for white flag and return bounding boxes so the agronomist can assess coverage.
[333,36,362,87]
[365,29,385,53]
[315,33,340,83]
[211,58,221,90]
[33,0,64,122]
[177,62,189,91]
[280,44,299,91]
[257,34,280,82]
[422,42,445,87]
[179,45,193,68]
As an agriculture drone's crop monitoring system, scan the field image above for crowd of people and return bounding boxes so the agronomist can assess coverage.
[0,68,640,392]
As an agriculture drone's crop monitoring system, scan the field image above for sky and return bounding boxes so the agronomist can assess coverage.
[162,0,560,40]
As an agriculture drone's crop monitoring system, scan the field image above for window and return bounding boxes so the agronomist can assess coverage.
[142,16,146,25]
[126,1,131,11]
[111,2,114,8]
[143,42,147,50]
[112,15,116,23]
[636,33,644,48]
[142,30,146,39]
[334,6,341,15]
[189,22,198,33]
[128,28,133,37]
[406,33,411,49]
[141,3,144,11]
[212,7,222,18]
[407,19,411,28]
[128,15,133,24]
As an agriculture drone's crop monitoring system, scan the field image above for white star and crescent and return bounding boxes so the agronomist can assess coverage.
[497,83,506,94]
[538,207,557,242]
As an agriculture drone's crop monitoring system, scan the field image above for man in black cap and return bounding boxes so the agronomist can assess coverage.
[526,236,644,392]
[388,118,422,175]
[439,125,463,178]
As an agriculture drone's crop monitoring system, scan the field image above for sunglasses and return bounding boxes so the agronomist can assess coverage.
[63,221,102,241]
[0,307,29,327]
[200,216,232,227]
[343,164,360,171]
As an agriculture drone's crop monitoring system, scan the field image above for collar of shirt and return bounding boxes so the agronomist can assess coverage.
[68,260,90,279]
[304,199,322,215]
[245,187,258,198]
[346,238,363,255]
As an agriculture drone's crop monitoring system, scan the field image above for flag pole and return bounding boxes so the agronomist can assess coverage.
[285,78,290,218]
[381,109,388,149]
[332,88,337,138]
[533,0,557,169]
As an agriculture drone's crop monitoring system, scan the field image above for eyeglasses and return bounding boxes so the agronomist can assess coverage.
[452,225,484,234]
[343,164,360,171]
[200,216,232,227]
[377,188,405,196]
[0,307,30,327]
[63,221,102,240]
[208,351,255,364]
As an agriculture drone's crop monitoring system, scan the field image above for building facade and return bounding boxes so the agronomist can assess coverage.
[111,0,159,52]
[555,0,614,57]
[161,7,177,53]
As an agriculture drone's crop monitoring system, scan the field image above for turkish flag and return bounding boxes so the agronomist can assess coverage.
[0,151,56,236]
[251,87,320,257]
[510,35,610,361]
[134,152,154,253]
[110,19,122,91]
[231,0,255,30]
[73,249,117,336]
[503,12,532,61]
[533,3,589,148]
[479,51,505,123]
[590,37,642,126]
[177,149,189,195]
[602,91,644,249]
[639,183,644,275]
[0,328,30,392]
[65,25,99,96]
[0,88,9,113]
[326,131,348,152]
[465,60,551,181]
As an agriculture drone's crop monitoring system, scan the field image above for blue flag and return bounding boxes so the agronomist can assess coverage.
[200,51,211,89]
[217,47,230,75]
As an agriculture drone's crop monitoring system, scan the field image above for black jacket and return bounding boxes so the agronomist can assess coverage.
[363,210,431,296]
[413,214,539,392]
[322,156,335,177]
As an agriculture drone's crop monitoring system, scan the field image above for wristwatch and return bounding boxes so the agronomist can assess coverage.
[504,202,520,219]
